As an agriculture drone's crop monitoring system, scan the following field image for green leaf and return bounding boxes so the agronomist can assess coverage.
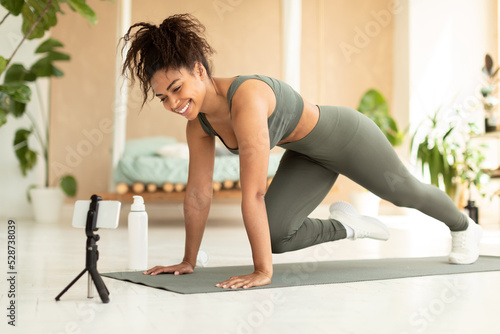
[35,38,64,53]
[51,65,63,77]
[9,100,26,117]
[21,3,41,40]
[441,144,453,196]
[0,0,25,16]
[393,131,405,147]
[0,85,27,116]
[0,56,7,76]
[358,89,389,116]
[21,0,61,40]
[29,58,53,77]
[4,64,37,83]
[13,128,37,176]
[60,175,77,197]
[442,143,450,175]
[442,127,454,140]
[46,50,70,61]
[26,184,38,203]
[29,39,70,78]
[429,145,442,187]
[0,109,7,127]
[30,57,65,77]
[417,141,428,176]
[383,116,403,146]
[0,83,31,103]
[66,0,98,24]
[410,127,420,156]
[358,89,404,146]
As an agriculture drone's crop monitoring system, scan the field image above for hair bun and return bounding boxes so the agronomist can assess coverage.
[121,14,215,108]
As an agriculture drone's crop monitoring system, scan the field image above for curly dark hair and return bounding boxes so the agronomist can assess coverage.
[121,14,215,107]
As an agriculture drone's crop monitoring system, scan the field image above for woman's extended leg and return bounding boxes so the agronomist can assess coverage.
[327,107,483,264]
[326,107,469,232]
[279,105,481,263]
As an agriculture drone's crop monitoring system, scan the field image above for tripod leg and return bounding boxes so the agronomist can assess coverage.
[55,268,87,301]
[88,268,110,303]
[88,272,94,299]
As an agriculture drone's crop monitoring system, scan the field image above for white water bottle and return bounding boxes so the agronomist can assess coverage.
[128,196,148,270]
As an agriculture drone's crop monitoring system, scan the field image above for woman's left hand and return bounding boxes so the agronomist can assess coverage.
[216,270,272,289]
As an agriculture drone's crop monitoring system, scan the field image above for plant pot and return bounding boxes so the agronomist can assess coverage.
[349,191,381,216]
[30,187,65,223]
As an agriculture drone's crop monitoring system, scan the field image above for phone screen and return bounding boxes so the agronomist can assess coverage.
[72,200,121,229]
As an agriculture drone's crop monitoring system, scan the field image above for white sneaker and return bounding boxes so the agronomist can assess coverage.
[448,217,483,264]
[329,201,390,241]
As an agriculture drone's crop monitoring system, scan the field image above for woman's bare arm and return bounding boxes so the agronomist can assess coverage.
[215,80,275,289]
[144,119,215,275]
[182,119,216,266]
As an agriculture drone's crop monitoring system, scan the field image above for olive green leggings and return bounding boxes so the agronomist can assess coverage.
[265,106,468,253]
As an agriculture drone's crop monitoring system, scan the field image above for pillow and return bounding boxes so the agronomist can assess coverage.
[123,136,177,158]
[156,142,190,160]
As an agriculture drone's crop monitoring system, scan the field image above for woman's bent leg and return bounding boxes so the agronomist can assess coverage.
[265,150,346,253]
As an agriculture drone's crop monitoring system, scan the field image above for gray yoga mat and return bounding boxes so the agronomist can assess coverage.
[102,256,500,294]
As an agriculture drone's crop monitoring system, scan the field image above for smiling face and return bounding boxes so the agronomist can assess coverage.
[150,64,207,120]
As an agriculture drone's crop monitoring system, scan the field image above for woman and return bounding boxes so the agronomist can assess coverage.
[122,14,482,289]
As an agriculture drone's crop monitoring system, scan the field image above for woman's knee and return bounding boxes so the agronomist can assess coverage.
[270,237,290,254]
[268,218,295,254]
[268,222,293,253]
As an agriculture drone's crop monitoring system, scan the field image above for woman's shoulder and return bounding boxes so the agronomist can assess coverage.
[231,74,276,85]
[226,75,276,100]
[228,77,277,118]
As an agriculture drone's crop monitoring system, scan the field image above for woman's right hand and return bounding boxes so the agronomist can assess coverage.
[143,261,194,276]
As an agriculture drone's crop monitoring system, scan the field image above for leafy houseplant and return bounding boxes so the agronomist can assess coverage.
[410,108,489,208]
[0,0,111,221]
[2,39,76,196]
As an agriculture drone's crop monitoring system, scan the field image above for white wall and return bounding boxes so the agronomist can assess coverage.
[408,0,497,131]
[397,0,498,225]
[0,7,49,219]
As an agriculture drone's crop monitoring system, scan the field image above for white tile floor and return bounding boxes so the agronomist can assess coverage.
[1,206,500,334]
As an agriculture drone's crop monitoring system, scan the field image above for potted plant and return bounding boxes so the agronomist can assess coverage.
[410,107,489,210]
[350,89,406,215]
[0,0,110,222]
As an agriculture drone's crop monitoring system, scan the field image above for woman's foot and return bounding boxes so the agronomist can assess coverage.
[449,217,483,264]
[329,201,390,241]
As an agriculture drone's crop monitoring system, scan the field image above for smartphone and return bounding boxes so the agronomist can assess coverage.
[72,200,121,229]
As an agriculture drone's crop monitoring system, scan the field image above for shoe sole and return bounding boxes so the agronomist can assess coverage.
[448,223,483,265]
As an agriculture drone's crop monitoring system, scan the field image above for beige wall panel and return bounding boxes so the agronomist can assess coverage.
[301,0,394,106]
[302,0,395,202]
[49,0,117,199]
[300,0,320,102]
[320,0,394,107]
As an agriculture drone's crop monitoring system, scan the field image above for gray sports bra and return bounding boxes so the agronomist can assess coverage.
[197,75,304,154]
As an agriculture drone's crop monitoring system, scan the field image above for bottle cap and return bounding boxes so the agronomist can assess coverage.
[131,195,146,211]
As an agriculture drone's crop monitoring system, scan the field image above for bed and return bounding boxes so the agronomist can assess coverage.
[110,136,284,200]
